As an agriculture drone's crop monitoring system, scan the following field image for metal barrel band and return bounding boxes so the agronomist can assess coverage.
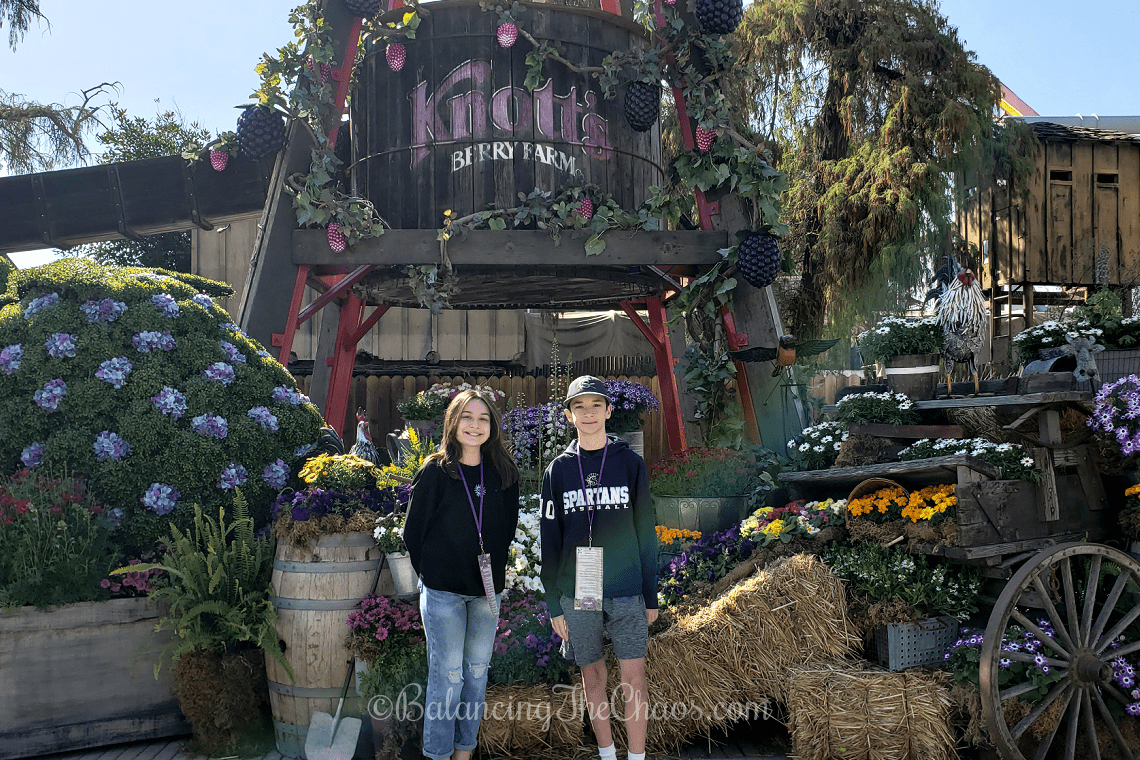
[273,597,366,610]
[272,559,380,573]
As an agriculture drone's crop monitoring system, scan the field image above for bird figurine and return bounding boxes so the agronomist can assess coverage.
[348,408,382,465]
[926,255,988,395]
[727,335,841,376]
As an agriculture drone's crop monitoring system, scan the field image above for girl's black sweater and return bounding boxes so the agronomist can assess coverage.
[403,459,520,596]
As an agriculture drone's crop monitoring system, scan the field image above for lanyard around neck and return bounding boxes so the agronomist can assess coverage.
[576,440,608,547]
[457,459,486,554]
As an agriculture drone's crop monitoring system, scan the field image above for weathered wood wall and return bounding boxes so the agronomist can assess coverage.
[293,372,667,467]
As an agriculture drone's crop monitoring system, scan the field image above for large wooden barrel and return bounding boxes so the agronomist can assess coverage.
[353,0,661,228]
[267,532,383,757]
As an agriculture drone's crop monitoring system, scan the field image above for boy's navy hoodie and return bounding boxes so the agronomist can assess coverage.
[539,435,657,618]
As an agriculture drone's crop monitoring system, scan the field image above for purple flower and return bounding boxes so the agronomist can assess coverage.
[191,294,215,309]
[23,292,60,319]
[201,362,235,386]
[1034,653,1047,667]
[220,341,247,364]
[1,343,24,374]
[263,459,290,490]
[45,333,77,358]
[191,414,228,440]
[132,331,176,352]
[151,293,179,318]
[999,658,1012,669]
[80,298,127,324]
[93,431,131,462]
[257,349,271,358]
[142,483,179,515]
[21,442,44,467]
[34,379,67,411]
[273,386,309,405]
[247,406,279,433]
[152,386,188,418]
[218,463,248,490]
[96,357,133,388]
[291,504,311,522]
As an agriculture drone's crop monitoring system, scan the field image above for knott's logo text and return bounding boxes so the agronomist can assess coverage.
[410,60,613,167]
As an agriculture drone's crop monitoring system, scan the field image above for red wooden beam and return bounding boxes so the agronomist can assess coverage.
[326,18,364,148]
[272,264,310,365]
[324,293,365,438]
[622,299,685,453]
[345,304,390,349]
[721,305,762,445]
[297,265,374,324]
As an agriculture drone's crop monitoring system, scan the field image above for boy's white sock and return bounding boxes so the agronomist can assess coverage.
[598,744,617,760]
[627,753,646,760]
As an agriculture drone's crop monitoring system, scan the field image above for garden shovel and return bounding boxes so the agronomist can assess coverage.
[304,659,362,760]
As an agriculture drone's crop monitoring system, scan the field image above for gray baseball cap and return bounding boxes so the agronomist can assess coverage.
[563,375,611,408]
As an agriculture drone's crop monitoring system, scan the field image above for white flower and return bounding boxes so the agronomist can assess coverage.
[820,435,833,444]
[799,443,811,452]
[812,445,825,453]
[996,443,1013,452]
[1020,457,1035,467]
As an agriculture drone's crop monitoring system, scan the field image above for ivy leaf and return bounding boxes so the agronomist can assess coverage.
[584,235,606,256]
[488,218,507,231]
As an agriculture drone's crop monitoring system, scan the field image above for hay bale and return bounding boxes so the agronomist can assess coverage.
[478,683,555,755]
[548,677,585,748]
[785,663,957,760]
[835,435,900,468]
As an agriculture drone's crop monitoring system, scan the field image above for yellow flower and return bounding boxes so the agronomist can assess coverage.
[761,519,786,537]
[1126,483,1140,497]
[656,526,701,544]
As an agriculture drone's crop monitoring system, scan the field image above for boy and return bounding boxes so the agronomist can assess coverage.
[540,375,658,760]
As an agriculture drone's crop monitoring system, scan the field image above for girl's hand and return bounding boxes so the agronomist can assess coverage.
[551,614,569,641]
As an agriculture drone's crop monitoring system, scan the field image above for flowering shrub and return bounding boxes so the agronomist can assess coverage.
[396,381,506,421]
[299,453,381,491]
[856,315,941,366]
[656,526,702,548]
[347,594,427,702]
[1088,376,1140,458]
[1010,317,1130,364]
[649,447,759,497]
[0,468,115,609]
[833,390,920,425]
[100,558,163,597]
[489,588,573,686]
[741,498,846,546]
[0,260,324,556]
[271,484,406,526]
[899,438,1044,482]
[658,525,756,607]
[821,542,983,620]
[845,485,908,524]
[374,511,407,554]
[786,421,848,471]
[605,379,660,434]
[502,401,574,473]
[507,502,542,590]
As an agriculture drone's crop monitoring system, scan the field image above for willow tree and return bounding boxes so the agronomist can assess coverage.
[732,0,1003,339]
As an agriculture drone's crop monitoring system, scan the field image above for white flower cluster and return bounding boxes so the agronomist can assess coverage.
[856,315,938,342]
[790,421,849,454]
[1012,319,1102,346]
[900,437,1028,461]
[835,390,914,410]
[506,497,543,591]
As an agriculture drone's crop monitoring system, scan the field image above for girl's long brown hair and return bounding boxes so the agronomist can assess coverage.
[425,389,519,488]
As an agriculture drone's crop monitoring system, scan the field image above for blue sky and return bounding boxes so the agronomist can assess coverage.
[4,0,1139,268]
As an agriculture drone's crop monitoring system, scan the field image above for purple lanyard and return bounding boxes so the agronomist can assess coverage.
[575,440,608,546]
[457,460,486,553]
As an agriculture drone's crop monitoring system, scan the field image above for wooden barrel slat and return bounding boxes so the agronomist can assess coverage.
[268,531,381,756]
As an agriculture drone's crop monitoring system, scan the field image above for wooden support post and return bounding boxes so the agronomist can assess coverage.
[721,306,762,446]
[324,293,365,438]
[620,299,686,454]
[272,264,310,366]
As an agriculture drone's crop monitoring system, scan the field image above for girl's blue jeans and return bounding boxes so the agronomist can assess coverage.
[419,581,501,760]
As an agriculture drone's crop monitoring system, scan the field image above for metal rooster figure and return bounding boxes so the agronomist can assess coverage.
[926,255,988,395]
[348,408,383,465]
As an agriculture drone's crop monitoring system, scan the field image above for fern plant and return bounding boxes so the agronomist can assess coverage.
[114,490,292,680]
[377,427,434,488]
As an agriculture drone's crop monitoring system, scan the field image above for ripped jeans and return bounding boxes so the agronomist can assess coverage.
[419,581,502,759]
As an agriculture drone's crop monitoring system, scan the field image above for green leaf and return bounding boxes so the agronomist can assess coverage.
[584,235,606,256]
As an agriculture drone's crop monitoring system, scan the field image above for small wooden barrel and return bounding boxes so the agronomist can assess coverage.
[267,531,382,757]
[881,353,941,400]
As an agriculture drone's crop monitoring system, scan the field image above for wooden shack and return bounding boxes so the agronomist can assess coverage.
[958,122,1140,369]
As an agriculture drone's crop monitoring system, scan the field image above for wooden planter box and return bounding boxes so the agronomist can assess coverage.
[0,598,187,759]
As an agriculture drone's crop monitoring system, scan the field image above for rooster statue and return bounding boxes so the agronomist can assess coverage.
[348,408,383,465]
[925,255,988,395]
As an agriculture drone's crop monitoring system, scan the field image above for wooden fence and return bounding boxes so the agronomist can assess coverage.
[293,374,668,467]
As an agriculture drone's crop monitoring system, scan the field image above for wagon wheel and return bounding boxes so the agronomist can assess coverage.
[981,542,1140,760]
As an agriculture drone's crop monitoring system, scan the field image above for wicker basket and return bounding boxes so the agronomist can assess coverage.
[846,477,909,505]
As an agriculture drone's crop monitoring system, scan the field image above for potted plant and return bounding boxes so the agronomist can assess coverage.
[374,511,416,596]
[649,448,762,534]
[856,316,943,399]
[397,382,505,439]
[832,390,921,427]
[786,420,849,472]
[116,494,287,756]
[346,593,428,757]
[604,379,660,456]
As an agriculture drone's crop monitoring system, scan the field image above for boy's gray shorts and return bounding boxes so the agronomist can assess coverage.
[559,594,648,665]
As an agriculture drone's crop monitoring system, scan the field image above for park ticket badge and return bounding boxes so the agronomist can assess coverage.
[574,546,604,611]
[477,553,498,616]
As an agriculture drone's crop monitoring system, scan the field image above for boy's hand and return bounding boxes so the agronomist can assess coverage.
[646,608,659,625]
[551,614,569,641]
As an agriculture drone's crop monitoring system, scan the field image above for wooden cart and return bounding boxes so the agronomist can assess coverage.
[781,392,1140,760]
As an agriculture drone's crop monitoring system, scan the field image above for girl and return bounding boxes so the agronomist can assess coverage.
[402,389,520,760]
